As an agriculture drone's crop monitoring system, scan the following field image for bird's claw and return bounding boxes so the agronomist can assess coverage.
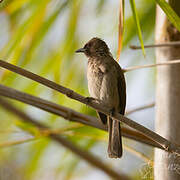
[109,107,115,117]
[85,97,96,104]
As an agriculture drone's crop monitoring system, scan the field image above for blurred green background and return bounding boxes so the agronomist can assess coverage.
[0,0,155,179]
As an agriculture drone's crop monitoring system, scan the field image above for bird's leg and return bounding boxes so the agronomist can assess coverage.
[109,107,116,117]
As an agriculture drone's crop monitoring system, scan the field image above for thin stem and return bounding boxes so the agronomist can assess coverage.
[130,41,180,49]
[123,59,180,72]
[0,97,129,180]
[124,145,154,166]
[0,137,37,147]
[0,118,153,166]
[117,0,124,60]
[125,102,155,115]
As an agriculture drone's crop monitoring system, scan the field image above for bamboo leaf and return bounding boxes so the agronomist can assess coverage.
[21,1,68,66]
[124,3,155,46]
[129,0,145,56]
[155,0,180,32]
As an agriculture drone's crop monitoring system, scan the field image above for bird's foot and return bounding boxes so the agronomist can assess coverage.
[109,107,116,117]
[85,97,97,104]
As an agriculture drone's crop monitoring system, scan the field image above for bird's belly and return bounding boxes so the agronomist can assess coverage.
[87,71,102,99]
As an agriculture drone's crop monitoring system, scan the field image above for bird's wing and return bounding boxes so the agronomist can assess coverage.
[117,68,126,115]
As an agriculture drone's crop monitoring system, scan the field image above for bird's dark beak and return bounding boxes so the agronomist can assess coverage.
[75,48,86,53]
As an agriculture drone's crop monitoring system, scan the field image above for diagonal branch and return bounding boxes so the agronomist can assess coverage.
[0,60,179,155]
[0,84,162,149]
[0,97,130,180]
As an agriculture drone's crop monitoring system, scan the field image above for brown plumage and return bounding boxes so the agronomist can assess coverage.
[76,37,126,158]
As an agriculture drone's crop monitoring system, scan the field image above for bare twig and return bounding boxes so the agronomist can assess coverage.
[130,41,180,49]
[0,132,153,166]
[0,84,162,149]
[0,137,37,147]
[0,60,179,155]
[0,97,130,180]
[123,59,180,72]
[124,145,153,166]
[40,124,84,136]
[125,102,155,115]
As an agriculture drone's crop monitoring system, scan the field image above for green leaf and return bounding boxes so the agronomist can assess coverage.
[21,1,68,66]
[155,0,180,32]
[124,2,155,46]
[24,139,50,180]
[96,0,106,14]
[129,0,145,56]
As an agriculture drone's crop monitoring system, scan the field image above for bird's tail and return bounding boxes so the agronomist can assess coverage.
[107,117,122,158]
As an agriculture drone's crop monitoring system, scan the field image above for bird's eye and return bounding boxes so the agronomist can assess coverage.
[88,42,92,47]
[84,42,93,50]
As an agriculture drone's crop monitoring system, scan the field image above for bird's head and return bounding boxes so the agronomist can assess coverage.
[75,37,110,57]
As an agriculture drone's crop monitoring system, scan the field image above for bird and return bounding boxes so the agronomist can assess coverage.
[75,37,126,158]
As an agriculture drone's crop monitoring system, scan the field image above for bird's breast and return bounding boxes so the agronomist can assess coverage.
[87,61,103,98]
